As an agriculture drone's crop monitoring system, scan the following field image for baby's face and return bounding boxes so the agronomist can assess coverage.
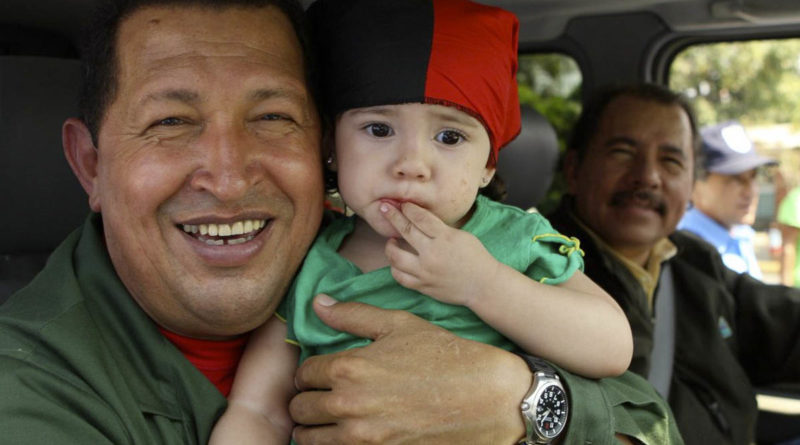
[334,103,494,237]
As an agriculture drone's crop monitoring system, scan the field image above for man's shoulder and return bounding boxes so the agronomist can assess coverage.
[677,207,730,247]
[670,229,723,261]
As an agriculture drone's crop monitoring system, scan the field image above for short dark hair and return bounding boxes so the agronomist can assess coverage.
[78,0,310,144]
[567,83,702,174]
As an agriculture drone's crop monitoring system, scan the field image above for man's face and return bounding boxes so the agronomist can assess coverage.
[566,95,694,263]
[692,169,759,229]
[89,6,323,338]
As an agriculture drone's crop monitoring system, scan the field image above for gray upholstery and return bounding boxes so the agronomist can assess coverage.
[496,105,560,210]
[0,56,87,302]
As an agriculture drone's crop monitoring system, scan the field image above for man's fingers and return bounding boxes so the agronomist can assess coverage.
[311,294,402,341]
[292,424,340,445]
[289,389,341,425]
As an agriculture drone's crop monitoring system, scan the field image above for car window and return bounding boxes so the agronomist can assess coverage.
[517,52,581,213]
[669,38,800,284]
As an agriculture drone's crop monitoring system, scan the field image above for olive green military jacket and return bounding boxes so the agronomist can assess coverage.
[0,215,225,444]
[0,213,682,444]
[549,200,800,445]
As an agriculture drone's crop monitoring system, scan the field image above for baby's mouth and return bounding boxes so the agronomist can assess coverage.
[179,219,267,246]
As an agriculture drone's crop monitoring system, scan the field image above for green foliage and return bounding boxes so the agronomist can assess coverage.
[516,54,582,213]
[670,39,800,127]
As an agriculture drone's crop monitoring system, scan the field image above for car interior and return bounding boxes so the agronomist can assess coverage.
[1,0,799,442]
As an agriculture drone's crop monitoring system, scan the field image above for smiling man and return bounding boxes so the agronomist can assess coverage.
[548,83,800,445]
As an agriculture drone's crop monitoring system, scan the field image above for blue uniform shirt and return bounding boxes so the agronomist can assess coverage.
[678,206,762,279]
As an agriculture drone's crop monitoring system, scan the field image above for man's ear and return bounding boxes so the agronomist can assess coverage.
[563,149,580,195]
[63,118,101,212]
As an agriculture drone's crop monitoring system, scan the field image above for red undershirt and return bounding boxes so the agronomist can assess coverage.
[158,327,249,398]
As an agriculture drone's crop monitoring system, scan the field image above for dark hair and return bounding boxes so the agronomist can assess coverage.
[78,0,311,144]
[568,83,702,176]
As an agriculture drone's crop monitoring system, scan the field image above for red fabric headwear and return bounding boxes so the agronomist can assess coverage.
[308,0,521,165]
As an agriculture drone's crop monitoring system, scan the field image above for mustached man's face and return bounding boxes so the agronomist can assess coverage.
[565,95,694,264]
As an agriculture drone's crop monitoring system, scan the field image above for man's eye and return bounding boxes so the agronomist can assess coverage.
[365,123,393,138]
[157,117,184,126]
[435,129,465,145]
[261,113,288,121]
[609,147,634,157]
[664,157,684,167]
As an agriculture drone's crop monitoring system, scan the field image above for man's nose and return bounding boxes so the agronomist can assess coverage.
[628,154,661,188]
[189,124,264,201]
[391,135,431,181]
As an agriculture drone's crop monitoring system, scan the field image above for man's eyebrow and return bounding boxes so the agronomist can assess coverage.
[659,144,687,159]
[604,136,638,147]
[248,88,306,103]
[143,89,200,105]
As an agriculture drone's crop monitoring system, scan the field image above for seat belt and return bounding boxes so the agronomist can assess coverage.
[647,262,675,399]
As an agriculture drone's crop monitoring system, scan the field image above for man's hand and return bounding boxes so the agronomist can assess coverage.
[381,202,499,308]
[289,295,531,444]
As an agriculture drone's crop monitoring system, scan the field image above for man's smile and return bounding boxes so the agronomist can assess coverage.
[180,218,268,246]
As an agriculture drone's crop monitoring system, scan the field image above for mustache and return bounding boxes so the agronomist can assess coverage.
[609,189,667,215]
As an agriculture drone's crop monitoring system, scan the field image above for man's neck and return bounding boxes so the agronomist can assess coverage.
[568,208,677,309]
[569,211,653,267]
[696,206,734,232]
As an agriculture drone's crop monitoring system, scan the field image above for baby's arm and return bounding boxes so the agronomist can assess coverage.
[381,202,632,379]
[209,316,298,445]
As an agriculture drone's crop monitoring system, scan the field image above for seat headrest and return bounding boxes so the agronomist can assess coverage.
[0,56,87,254]
[496,105,560,210]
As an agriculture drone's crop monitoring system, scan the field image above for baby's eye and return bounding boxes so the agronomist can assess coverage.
[435,129,466,145]
[365,123,393,138]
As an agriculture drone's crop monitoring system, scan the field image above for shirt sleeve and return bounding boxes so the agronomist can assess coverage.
[525,229,585,285]
[555,365,685,445]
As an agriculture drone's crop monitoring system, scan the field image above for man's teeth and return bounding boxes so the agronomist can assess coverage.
[181,219,266,245]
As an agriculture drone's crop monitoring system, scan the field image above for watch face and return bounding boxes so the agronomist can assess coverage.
[535,384,568,438]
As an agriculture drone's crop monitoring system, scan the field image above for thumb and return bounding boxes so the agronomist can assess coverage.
[312,294,397,340]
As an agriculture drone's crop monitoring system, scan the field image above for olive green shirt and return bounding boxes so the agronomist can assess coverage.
[0,214,225,444]
[0,213,682,444]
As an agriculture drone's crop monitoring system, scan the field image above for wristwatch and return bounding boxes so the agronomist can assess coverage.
[518,355,569,444]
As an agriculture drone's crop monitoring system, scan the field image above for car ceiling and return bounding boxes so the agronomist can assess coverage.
[3,0,800,52]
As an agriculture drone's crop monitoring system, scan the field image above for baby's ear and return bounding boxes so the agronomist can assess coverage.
[481,166,497,188]
[322,128,337,171]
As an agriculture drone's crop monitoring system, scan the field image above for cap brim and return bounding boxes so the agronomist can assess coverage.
[707,155,778,175]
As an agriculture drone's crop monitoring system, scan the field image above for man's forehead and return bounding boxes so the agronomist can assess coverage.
[117,5,300,66]
[113,5,306,99]
[598,96,692,148]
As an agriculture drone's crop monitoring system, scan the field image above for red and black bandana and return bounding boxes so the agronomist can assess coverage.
[307,0,521,165]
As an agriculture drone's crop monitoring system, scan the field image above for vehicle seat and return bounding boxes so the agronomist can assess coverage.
[495,105,560,211]
[0,56,87,304]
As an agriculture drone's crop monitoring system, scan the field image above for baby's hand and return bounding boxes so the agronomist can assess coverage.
[380,202,499,307]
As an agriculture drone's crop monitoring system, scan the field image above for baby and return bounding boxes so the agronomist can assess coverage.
[210,0,633,443]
